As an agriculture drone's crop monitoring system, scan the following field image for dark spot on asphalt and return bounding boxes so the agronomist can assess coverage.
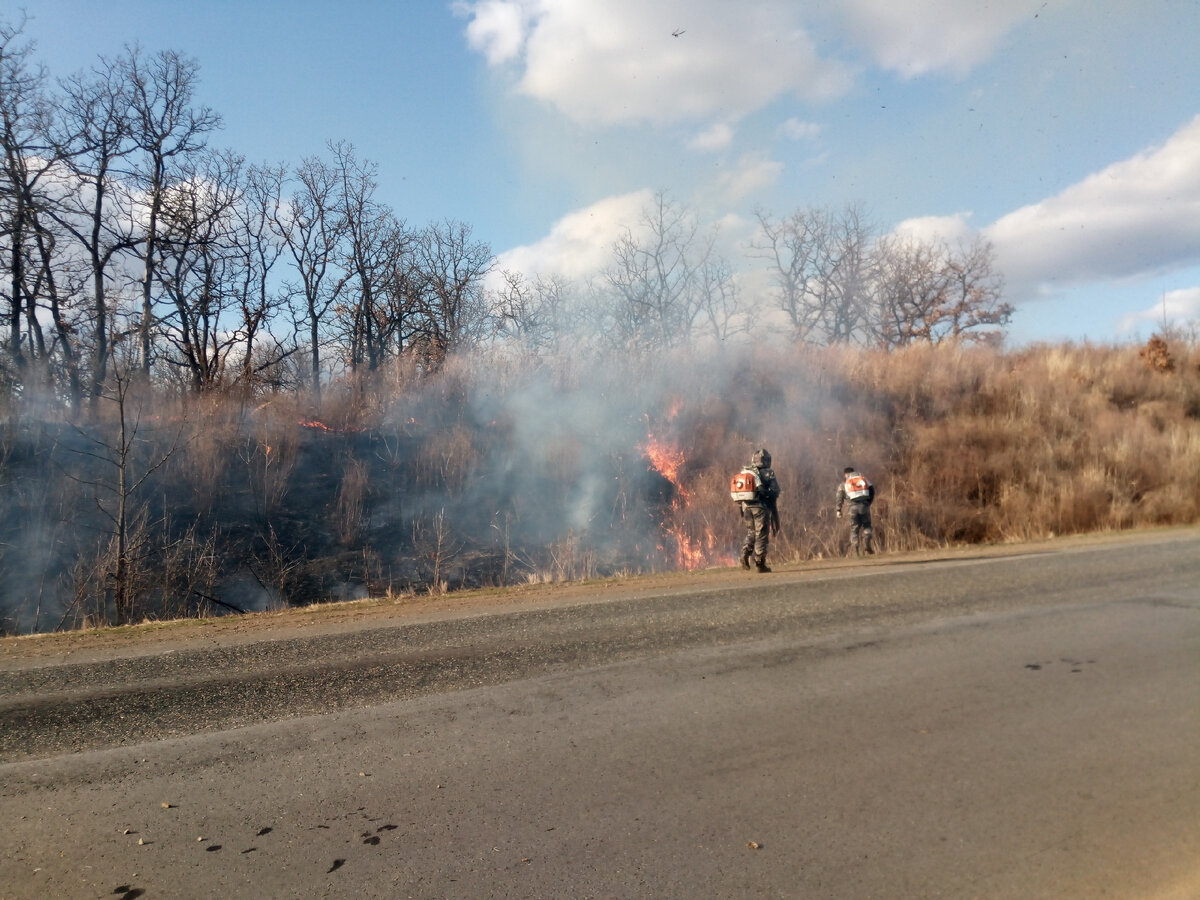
[256,826,273,836]
[377,824,398,832]
[205,844,222,852]
[328,858,346,873]
[1025,663,1042,670]
[363,835,380,846]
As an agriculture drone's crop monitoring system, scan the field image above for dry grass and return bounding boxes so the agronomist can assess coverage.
[616,336,1200,561]
[4,334,1200,632]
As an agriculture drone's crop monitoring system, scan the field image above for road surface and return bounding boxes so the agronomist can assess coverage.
[2,530,1198,898]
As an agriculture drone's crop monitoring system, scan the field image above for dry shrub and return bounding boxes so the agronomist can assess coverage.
[173,398,242,512]
[333,453,371,545]
[537,532,598,582]
[1140,335,1175,373]
[153,521,221,619]
[420,423,477,492]
[245,411,300,518]
[411,508,462,591]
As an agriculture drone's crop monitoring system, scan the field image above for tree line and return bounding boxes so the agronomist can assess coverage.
[2,16,1012,411]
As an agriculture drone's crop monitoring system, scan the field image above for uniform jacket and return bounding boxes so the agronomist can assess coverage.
[836,471,874,514]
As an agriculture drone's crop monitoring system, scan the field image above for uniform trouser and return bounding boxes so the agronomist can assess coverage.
[848,503,873,553]
[741,505,770,564]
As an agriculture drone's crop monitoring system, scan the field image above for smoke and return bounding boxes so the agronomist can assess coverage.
[377,354,689,569]
[0,339,813,634]
[368,343,792,580]
[0,420,102,633]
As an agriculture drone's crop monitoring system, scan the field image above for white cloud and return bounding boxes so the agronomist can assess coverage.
[836,0,1050,78]
[456,0,530,64]
[1118,286,1200,333]
[892,213,975,246]
[689,122,735,152]
[457,0,852,127]
[494,190,654,281]
[780,118,823,141]
[715,152,785,203]
[986,114,1200,299]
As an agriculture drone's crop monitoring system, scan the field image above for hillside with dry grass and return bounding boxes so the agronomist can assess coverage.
[2,337,1198,634]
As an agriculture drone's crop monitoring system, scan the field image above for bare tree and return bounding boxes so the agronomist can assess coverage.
[407,218,493,369]
[53,55,141,407]
[155,147,244,390]
[326,141,406,374]
[822,204,872,344]
[693,252,745,343]
[22,175,88,404]
[68,366,181,623]
[229,161,289,393]
[600,191,725,352]
[276,153,344,401]
[752,203,872,345]
[869,235,1010,347]
[939,237,1011,344]
[753,205,821,341]
[868,234,948,347]
[492,269,577,358]
[0,16,60,388]
[122,46,220,378]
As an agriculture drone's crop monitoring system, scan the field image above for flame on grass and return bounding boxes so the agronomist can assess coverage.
[640,432,725,570]
[298,419,365,434]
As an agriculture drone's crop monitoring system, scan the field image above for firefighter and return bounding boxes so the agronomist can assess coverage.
[739,448,781,573]
[836,465,875,556]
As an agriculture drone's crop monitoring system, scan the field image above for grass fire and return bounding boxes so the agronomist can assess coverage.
[2,337,1199,634]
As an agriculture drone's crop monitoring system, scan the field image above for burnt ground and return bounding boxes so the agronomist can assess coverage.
[0,418,685,633]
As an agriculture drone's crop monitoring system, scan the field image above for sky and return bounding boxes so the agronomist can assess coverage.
[16,0,1200,345]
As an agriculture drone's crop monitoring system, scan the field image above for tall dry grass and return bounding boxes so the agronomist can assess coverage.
[608,337,1200,563]
[770,338,1200,554]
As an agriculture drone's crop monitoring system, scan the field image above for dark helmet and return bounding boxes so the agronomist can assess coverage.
[752,448,772,468]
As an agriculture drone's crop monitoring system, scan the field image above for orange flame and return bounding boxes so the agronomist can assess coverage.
[641,435,688,497]
[641,433,723,571]
[298,419,365,433]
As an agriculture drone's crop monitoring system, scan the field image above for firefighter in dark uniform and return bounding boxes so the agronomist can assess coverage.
[836,465,875,555]
[740,449,781,573]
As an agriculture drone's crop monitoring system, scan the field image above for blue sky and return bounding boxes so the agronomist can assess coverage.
[19,0,1200,345]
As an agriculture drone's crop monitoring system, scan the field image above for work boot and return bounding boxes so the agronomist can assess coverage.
[740,549,752,570]
[755,561,771,573]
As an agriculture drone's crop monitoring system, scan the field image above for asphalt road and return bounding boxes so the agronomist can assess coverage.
[1,531,1198,899]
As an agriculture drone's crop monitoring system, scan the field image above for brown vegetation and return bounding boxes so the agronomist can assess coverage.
[2,337,1199,634]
